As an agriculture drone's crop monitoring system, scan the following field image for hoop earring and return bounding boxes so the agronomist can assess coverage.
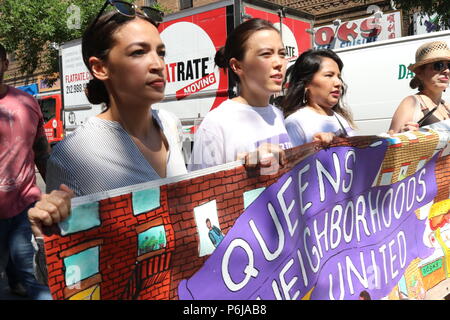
[302,89,308,106]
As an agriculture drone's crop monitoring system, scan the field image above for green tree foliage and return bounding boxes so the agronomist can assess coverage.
[152,2,172,14]
[393,0,450,29]
[0,0,172,79]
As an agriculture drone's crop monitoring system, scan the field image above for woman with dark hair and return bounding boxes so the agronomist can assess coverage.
[389,41,450,133]
[189,18,293,171]
[281,49,355,147]
[28,2,186,236]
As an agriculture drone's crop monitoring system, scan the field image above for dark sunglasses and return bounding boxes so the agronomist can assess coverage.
[432,60,450,72]
[91,0,164,28]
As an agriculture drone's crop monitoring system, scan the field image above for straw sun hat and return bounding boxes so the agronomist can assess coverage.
[408,40,450,72]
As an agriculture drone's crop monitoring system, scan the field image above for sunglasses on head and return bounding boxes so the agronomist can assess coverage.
[432,60,450,72]
[91,0,164,28]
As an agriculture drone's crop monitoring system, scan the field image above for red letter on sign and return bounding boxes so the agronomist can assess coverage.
[314,27,335,46]
[360,18,382,38]
[337,22,358,42]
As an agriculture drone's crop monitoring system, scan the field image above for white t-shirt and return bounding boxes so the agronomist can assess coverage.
[189,99,292,170]
[285,107,354,147]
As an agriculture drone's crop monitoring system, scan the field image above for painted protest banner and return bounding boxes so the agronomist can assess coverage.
[43,121,450,300]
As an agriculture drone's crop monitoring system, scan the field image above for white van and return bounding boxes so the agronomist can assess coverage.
[334,30,450,135]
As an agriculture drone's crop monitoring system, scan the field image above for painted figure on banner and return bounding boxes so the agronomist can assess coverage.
[206,218,225,248]
[193,200,225,257]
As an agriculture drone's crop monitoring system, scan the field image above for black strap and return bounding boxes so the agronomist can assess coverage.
[417,106,438,126]
[417,95,447,125]
[334,112,349,137]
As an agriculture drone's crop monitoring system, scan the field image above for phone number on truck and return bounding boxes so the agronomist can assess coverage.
[65,83,87,94]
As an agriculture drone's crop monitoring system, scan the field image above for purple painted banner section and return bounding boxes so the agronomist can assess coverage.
[178,140,437,300]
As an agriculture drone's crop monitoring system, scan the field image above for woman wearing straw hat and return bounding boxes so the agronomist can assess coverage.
[389,41,450,133]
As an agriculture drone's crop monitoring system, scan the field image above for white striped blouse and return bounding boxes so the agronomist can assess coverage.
[46,109,187,196]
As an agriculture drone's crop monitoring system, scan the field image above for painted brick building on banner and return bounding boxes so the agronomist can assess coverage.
[43,128,450,300]
[44,161,283,300]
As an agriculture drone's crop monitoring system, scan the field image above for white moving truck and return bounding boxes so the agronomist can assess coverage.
[59,40,104,135]
[334,30,450,135]
[154,0,313,161]
[59,0,313,161]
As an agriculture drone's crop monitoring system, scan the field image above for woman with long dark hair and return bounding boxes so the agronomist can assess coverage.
[29,2,186,236]
[281,49,355,146]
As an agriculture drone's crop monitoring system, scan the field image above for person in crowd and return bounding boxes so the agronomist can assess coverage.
[0,42,52,300]
[281,49,355,147]
[389,41,450,133]
[359,290,372,300]
[188,18,294,172]
[28,3,186,238]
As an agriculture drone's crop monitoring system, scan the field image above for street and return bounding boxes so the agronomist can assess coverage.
[0,171,45,300]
